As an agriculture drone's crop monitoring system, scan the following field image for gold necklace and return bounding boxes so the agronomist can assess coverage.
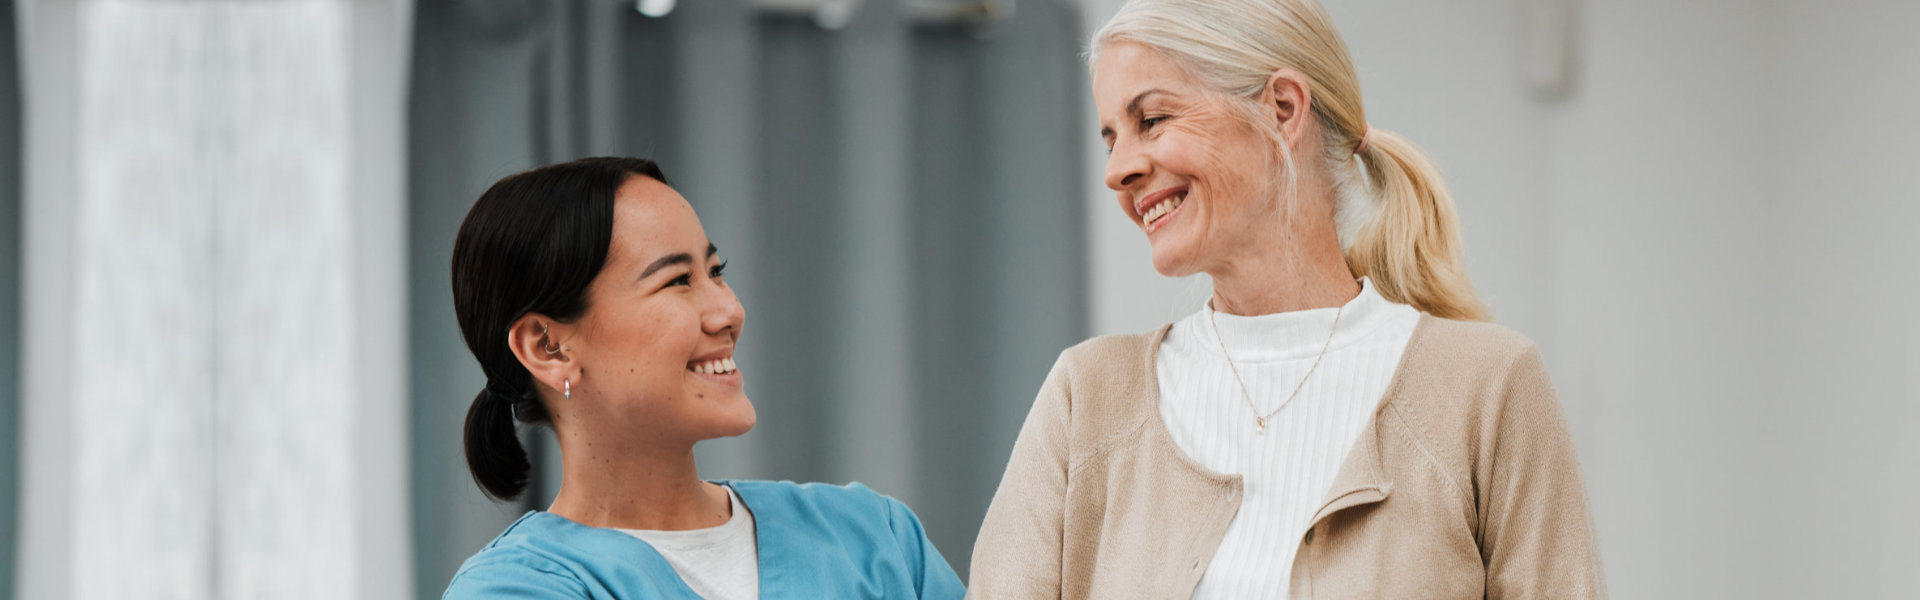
[1207,300,1345,435]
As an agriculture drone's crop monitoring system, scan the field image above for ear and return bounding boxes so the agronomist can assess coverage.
[507,313,576,401]
[1260,69,1314,150]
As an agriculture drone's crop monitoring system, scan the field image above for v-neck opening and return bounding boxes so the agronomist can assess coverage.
[1142,314,1439,495]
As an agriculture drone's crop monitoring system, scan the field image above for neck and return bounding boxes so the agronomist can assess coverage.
[1208,217,1361,316]
[545,422,730,531]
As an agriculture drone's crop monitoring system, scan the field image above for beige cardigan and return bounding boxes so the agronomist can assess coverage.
[968,316,1605,599]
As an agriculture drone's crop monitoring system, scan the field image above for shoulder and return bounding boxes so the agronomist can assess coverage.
[1044,326,1166,411]
[1055,328,1163,374]
[443,514,591,599]
[728,479,903,526]
[1405,316,1541,369]
[730,478,885,506]
[1044,326,1166,404]
[1383,316,1566,473]
[1391,316,1551,403]
[1386,316,1552,426]
[1391,316,1556,407]
[728,480,932,557]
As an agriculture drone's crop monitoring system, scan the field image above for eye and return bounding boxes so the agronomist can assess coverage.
[667,273,693,287]
[1140,115,1168,131]
[709,260,728,279]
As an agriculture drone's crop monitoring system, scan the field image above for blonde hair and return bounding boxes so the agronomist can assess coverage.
[1093,0,1489,321]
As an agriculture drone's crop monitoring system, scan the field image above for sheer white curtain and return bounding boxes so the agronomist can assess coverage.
[14,1,412,599]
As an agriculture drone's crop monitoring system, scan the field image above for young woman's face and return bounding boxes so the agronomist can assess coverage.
[562,176,754,445]
[1094,42,1284,277]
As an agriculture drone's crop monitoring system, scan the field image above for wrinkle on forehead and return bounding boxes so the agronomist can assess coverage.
[1095,43,1207,122]
[1093,42,1261,141]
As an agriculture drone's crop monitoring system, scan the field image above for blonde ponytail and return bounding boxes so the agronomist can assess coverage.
[1347,129,1488,320]
[1095,0,1490,321]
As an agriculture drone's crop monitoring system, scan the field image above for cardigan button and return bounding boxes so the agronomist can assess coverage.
[1304,528,1316,545]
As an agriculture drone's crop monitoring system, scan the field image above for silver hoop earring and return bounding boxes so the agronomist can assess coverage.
[564,379,571,400]
[539,323,563,356]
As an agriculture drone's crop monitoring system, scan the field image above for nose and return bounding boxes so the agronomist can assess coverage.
[1104,139,1149,191]
[701,279,745,340]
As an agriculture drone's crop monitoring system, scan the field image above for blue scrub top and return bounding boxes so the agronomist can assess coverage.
[443,480,966,599]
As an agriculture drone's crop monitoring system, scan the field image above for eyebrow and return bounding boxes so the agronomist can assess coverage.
[1100,88,1178,141]
[638,243,720,281]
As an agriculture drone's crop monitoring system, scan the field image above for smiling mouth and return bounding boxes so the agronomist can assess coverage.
[1142,191,1187,228]
[689,357,737,375]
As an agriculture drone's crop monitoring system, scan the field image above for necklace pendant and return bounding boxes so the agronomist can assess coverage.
[1255,417,1267,435]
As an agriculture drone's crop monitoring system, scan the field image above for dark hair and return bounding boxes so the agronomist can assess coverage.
[451,156,669,501]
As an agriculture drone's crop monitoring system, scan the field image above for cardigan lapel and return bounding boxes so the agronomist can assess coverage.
[1307,413,1393,527]
[1303,316,1438,527]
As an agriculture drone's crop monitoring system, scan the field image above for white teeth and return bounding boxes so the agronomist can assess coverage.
[693,358,737,375]
[1144,194,1185,226]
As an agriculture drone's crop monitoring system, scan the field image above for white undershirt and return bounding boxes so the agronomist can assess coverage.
[1156,278,1419,599]
[617,485,759,600]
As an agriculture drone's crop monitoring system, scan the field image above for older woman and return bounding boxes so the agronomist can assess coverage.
[968,1,1603,598]
[442,157,964,599]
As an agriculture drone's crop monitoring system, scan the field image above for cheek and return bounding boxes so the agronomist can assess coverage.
[590,307,694,377]
[1154,125,1216,175]
[638,310,698,366]
[1193,138,1276,212]
[1160,117,1268,188]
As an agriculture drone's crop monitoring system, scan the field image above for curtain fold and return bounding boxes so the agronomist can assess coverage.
[0,0,21,596]
[409,0,1085,591]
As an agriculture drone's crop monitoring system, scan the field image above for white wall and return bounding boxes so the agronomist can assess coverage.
[1770,1,1920,596]
[1077,0,1919,596]
[1537,1,1775,597]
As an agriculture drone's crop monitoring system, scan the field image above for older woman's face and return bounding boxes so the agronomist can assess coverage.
[563,176,754,445]
[1095,42,1282,277]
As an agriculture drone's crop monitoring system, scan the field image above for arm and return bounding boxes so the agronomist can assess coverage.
[966,355,1072,599]
[442,558,591,600]
[883,496,968,599]
[1481,346,1608,599]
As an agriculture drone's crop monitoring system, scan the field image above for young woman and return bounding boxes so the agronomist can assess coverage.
[442,157,964,599]
[969,1,1604,598]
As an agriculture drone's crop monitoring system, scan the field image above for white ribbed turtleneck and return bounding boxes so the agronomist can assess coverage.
[1156,278,1419,599]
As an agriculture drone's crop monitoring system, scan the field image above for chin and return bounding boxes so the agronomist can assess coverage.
[713,400,757,437]
[1148,241,1201,277]
[722,415,756,437]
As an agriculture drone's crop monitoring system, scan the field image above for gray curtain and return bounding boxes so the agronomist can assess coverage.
[408,0,1086,595]
[1,0,20,596]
